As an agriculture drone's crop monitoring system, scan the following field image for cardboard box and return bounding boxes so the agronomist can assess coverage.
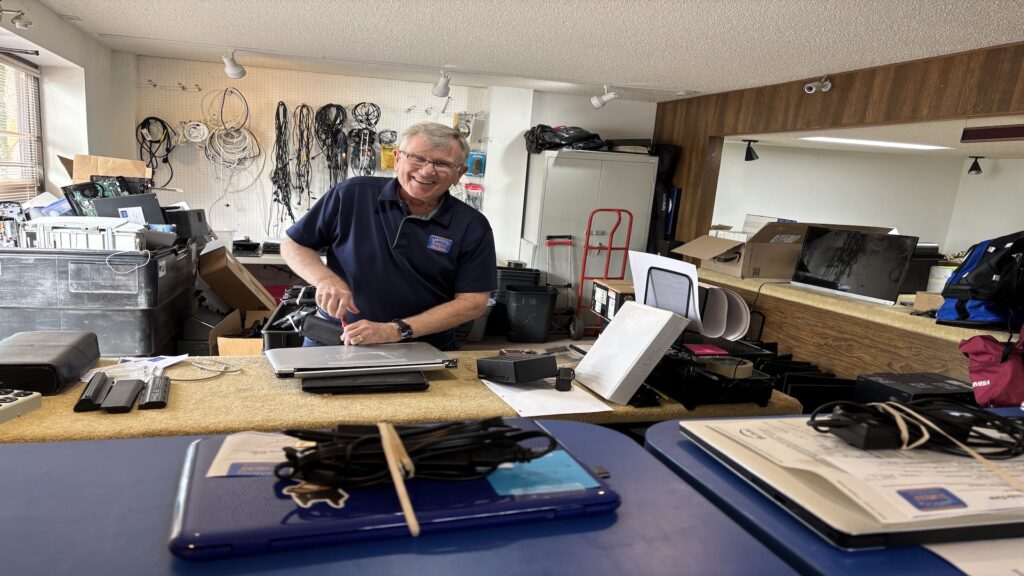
[673,222,893,280]
[195,248,278,355]
[199,247,277,311]
[913,291,946,312]
[58,154,152,184]
[591,279,636,321]
[215,310,272,356]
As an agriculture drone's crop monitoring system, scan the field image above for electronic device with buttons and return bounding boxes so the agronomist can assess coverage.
[0,388,42,424]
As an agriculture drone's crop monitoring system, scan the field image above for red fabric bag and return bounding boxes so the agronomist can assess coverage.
[959,327,1024,407]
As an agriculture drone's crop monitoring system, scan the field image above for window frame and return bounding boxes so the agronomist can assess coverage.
[0,52,43,206]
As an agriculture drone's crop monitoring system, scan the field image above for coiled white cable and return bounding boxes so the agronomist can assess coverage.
[176,121,209,145]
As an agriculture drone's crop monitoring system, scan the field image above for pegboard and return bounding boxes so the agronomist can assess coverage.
[136,57,487,242]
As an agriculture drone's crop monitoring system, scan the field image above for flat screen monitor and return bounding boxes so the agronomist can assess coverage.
[791,226,919,305]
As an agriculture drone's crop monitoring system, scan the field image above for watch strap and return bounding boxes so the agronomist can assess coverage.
[391,318,413,341]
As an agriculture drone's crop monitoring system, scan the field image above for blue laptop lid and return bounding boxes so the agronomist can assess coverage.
[169,422,620,560]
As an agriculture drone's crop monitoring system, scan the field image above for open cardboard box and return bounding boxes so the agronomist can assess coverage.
[673,222,893,280]
[198,247,278,355]
[58,154,152,184]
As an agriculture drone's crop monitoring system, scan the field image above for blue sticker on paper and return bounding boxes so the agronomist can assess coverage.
[897,487,967,511]
[426,235,453,253]
[487,450,600,495]
[227,462,277,476]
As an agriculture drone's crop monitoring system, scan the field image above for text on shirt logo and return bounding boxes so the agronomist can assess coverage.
[427,235,453,253]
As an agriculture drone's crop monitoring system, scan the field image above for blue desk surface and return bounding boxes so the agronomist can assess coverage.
[0,420,795,576]
[645,419,964,576]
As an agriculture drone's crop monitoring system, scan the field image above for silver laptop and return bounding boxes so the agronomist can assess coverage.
[265,342,456,378]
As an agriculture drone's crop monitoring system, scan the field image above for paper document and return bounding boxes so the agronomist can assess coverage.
[206,431,312,477]
[481,379,612,417]
[927,537,1024,575]
[708,419,1024,524]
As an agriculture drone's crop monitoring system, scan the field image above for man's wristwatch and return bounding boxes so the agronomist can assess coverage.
[391,318,414,341]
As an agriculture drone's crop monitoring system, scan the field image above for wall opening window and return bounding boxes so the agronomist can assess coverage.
[0,54,41,204]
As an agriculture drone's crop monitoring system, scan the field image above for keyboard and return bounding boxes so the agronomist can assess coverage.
[0,389,42,425]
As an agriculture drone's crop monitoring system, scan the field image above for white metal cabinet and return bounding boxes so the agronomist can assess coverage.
[520,149,657,308]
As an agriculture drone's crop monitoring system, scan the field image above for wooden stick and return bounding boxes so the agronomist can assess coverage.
[377,423,420,537]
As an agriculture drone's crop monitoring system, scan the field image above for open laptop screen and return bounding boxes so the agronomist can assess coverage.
[791,226,918,305]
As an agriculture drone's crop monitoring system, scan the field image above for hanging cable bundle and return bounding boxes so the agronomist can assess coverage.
[136,116,177,187]
[292,104,314,206]
[203,88,261,177]
[274,418,557,488]
[347,102,381,177]
[270,101,295,224]
[378,129,398,145]
[348,127,377,177]
[314,104,348,189]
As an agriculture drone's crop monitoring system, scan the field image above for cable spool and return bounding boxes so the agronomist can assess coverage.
[136,116,177,187]
[176,121,210,145]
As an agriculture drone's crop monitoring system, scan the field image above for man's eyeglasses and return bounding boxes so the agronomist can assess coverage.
[398,150,462,173]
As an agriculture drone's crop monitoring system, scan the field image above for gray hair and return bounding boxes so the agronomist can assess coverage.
[400,122,469,165]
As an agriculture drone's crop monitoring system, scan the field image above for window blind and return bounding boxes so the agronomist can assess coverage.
[0,54,41,205]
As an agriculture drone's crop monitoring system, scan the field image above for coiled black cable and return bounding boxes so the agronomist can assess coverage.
[292,104,314,206]
[378,129,397,145]
[270,101,294,223]
[136,116,176,187]
[274,418,557,488]
[351,102,381,128]
[314,104,348,189]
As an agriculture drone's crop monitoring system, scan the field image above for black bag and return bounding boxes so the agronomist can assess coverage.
[524,124,605,153]
[937,230,1024,327]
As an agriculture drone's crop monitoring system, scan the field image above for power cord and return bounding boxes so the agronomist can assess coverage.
[274,418,557,488]
[292,104,315,207]
[105,249,152,274]
[314,104,348,189]
[270,101,295,224]
[136,116,176,187]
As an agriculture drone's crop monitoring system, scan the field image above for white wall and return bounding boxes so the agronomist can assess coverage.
[135,56,486,242]
[713,142,964,248]
[945,158,1024,253]
[481,87,534,264]
[4,1,137,193]
[530,91,656,140]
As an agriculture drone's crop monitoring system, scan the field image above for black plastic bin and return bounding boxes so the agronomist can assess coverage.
[504,284,558,343]
[488,267,542,336]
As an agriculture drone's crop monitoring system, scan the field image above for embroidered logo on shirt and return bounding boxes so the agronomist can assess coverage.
[426,235,453,253]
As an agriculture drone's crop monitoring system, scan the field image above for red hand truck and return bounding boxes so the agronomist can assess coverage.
[569,208,634,339]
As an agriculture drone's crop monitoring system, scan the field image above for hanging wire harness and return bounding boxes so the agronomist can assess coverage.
[136,116,177,187]
[314,104,348,189]
[269,101,295,225]
[292,103,315,206]
[349,102,381,177]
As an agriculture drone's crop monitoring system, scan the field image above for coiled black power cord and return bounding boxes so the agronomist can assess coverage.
[315,104,348,189]
[136,116,176,187]
[270,101,294,222]
[274,418,557,488]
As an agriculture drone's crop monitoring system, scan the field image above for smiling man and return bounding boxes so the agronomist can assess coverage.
[281,122,496,350]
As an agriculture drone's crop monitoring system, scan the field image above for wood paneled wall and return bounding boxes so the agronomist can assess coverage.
[654,42,1024,242]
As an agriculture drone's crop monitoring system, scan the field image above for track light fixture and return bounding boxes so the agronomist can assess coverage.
[431,70,451,97]
[0,2,32,29]
[743,140,759,162]
[803,76,832,94]
[968,156,984,176]
[591,85,619,109]
[222,50,246,79]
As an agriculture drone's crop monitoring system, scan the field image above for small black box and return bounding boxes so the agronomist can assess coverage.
[163,209,209,240]
[476,354,557,384]
[855,372,975,405]
[0,331,100,395]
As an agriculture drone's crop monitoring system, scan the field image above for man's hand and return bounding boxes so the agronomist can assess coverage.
[314,276,360,320]
[342,319,401,346]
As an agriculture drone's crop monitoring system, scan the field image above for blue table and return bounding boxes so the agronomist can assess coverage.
[645,419,964,575]
[0,420,795,576]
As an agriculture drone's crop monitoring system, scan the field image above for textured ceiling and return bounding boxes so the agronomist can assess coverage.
[31,0,1024,101]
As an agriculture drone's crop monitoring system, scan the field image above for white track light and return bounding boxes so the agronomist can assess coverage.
[431,70,451,97]
[222,50,246,79]
[591,85,619,109]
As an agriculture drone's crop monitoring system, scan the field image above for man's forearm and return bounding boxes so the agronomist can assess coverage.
[403,293,488,338]
[280,236,335,285]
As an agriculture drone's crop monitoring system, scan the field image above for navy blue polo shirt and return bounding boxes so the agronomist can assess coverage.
[286,176,497,349]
